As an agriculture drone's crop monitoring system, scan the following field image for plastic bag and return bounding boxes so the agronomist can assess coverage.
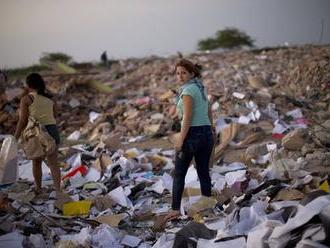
[0,135,18,184]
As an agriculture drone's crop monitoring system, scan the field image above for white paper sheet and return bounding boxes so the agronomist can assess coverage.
[232,92,245,99]
[0,232,24,248]
[246,220,282,248]
[89,111,101,123]
[108,186,133,208]
[269,195,330,248]
[60,227,91,246]
[238,116,251,125]
[147,180,165,194]
[65,153,82,168]
[121,235,141,247]
[67,130,81,140]
[185,166,198,184]
[272,120,289,134]
[161,173,173,192]
[225,170,246,186]
[286,108,303,119]
[85,167,101,182]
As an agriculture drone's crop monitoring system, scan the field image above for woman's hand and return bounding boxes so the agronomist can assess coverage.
[174,137,184,152]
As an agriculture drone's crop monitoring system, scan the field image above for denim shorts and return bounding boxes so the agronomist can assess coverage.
[45,125,60,145]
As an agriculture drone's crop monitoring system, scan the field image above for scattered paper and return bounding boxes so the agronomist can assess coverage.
[232,92,245,99]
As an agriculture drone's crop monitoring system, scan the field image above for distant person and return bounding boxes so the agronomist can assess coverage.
[166,59,215,220]
[0,70,7,93]
[0,70,7,83]
[14,73,61,196]
[101,50,110,68]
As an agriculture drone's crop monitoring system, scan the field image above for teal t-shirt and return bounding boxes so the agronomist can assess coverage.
[176,82,211,127]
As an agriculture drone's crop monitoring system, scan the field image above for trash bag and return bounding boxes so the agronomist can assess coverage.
[0,135,18,185]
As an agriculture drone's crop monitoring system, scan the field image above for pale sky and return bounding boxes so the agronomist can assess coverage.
[1,0,329,68]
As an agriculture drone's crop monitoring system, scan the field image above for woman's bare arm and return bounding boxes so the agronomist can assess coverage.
[14,96,30,139]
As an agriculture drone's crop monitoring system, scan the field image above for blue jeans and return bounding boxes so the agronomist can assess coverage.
[172,125,214,210]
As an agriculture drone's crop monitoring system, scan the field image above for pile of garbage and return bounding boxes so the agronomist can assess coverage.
[0,44,329,247]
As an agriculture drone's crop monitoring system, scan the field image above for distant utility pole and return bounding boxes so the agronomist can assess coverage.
[318,18,324,44]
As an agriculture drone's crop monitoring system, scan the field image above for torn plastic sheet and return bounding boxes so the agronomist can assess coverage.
[269,195,330,247]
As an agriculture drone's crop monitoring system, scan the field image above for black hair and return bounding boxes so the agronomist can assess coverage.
[26,73,52,98]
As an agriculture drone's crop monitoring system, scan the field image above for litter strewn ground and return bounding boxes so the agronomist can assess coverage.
[0,44,329,247]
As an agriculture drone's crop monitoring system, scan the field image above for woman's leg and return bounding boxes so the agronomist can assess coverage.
[46,149,61,194]
[171,149,194,211]
[195,134,213,197]
[32,158,43,193]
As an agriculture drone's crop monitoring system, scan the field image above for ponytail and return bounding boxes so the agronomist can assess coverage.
[26,73,52,98]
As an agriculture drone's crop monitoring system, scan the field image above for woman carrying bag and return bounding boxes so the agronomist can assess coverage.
[14,73,61,196]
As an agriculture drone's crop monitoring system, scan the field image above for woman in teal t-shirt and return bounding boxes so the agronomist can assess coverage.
[166,59,215,220]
